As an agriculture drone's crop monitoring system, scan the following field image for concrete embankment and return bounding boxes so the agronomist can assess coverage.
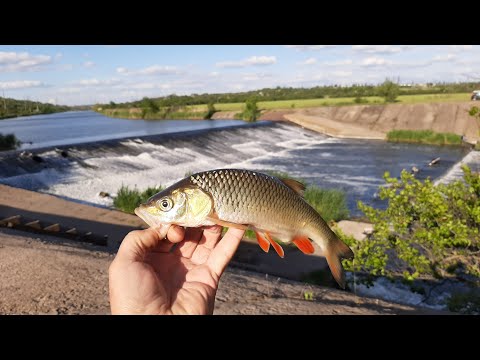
[214,102,480,142]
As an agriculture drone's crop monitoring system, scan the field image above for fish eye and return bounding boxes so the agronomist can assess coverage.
[157,197,173,211]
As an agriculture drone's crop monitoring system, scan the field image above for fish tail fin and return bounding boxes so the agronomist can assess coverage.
[323,236,354,289]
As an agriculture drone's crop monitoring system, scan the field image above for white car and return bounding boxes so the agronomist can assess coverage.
[472,90,480,100]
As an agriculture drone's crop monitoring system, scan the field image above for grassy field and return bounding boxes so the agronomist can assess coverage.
[386,130,463,146]
[100,92,473,120]
[188,92,472,112]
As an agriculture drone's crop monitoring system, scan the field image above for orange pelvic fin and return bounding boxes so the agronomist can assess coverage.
[255,232,270,253]
[265,232,284,258]
[292,236,315,254]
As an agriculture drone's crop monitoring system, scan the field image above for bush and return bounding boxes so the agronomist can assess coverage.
[378,79,400,103]
[340,166,480,282]
[113,185,164,214]
[354,96,368,104]
[0,133,21,151]
[242,98,259,122]
[387,130,463,145]
[204,102,217,119]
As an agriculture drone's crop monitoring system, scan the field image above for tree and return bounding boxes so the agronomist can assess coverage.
[141,97,159,113]
[243,98,259,122]
[377,79,400,103]
[204,102,217,119]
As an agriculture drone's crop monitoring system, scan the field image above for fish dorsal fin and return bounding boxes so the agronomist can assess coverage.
[279,178,306,196]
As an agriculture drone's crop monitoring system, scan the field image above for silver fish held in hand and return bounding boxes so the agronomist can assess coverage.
[135,169,354,288]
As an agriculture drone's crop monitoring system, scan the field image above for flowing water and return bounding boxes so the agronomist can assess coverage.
[0,111,471,217]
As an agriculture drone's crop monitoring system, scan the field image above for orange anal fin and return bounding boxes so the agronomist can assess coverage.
[265,232,284,258]
[206,216,249,230]
[293,236,315,254]
[255,232,270,253]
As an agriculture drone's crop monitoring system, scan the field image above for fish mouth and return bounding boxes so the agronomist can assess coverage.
[134,205,165,228]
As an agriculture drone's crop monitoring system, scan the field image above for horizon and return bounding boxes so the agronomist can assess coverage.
[0,45,479,106]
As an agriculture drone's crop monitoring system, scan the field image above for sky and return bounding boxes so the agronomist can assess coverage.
[0,45,479,106]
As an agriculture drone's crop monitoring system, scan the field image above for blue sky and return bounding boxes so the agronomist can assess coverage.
[0,45,478,106]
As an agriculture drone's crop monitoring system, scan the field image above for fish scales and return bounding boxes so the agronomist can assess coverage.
[135,168,354,288]
[189,169,318,238]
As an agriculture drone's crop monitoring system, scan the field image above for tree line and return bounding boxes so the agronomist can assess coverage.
[97,81,480,110]
[0,97,70,119]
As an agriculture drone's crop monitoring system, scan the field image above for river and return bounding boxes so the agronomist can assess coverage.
[0,111,472,217]
[0,111,245,150]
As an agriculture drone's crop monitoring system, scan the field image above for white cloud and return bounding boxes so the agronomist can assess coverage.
[209,71,220,77]
[299,57,317,65]
[216,56,277,68]
[58,64,74,71]
[332,71,352,77]
[449,45,473,51]
[323,59,353,66]
[0,80,46,90]
[432,53,456,62]
[242,72,272,81]
[55,52,63,59]
[352,45,413,54]
[75,78,121,86]
[0,51,52,72]
[285,45,336,51]
[361,57,392,66]
[83,61,95,68]
[116,65,179,76]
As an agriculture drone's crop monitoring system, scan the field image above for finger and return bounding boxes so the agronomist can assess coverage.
[206,227,245,277]
[116,227,166,263]
[190,225,224,264]
[172,227,203,258]
[116,224,186,262]
[150,225,185,253]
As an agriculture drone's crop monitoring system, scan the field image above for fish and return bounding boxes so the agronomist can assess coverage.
[135,169,354,288]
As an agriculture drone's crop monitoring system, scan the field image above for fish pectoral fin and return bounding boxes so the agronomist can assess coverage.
[292,236,315,254]
[206,216,249,230]
[255,231,270,253]
[265,232,285,258]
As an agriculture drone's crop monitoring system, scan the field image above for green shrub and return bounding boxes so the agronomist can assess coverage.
[113,185,164,214]
[387,129,463,145]
[0,133,21,151]
[378,79,400,103]
[242,98,259,122]
[447,291,480,314]
[340,166,480,282]
[204,102,217,119]
[354,96,368,104]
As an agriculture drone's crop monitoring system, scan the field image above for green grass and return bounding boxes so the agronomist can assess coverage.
[113,185,164,214]
[447,291,480,314]
[211,93,471,112]
[0,133,21,151]
[387,130,463,146]
[100,93,473,120]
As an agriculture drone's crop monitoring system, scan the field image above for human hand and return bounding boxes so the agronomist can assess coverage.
[109,224,245,315]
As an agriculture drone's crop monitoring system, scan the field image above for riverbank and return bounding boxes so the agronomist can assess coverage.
[0,224,447,315]
[100,101,480,144]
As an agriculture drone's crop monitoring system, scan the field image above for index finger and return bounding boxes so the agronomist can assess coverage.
[116,224,184,262]
[206,227,245,278]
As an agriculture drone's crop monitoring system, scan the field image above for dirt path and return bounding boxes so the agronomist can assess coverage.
[0,228,447,315]
[0,184,145,250]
